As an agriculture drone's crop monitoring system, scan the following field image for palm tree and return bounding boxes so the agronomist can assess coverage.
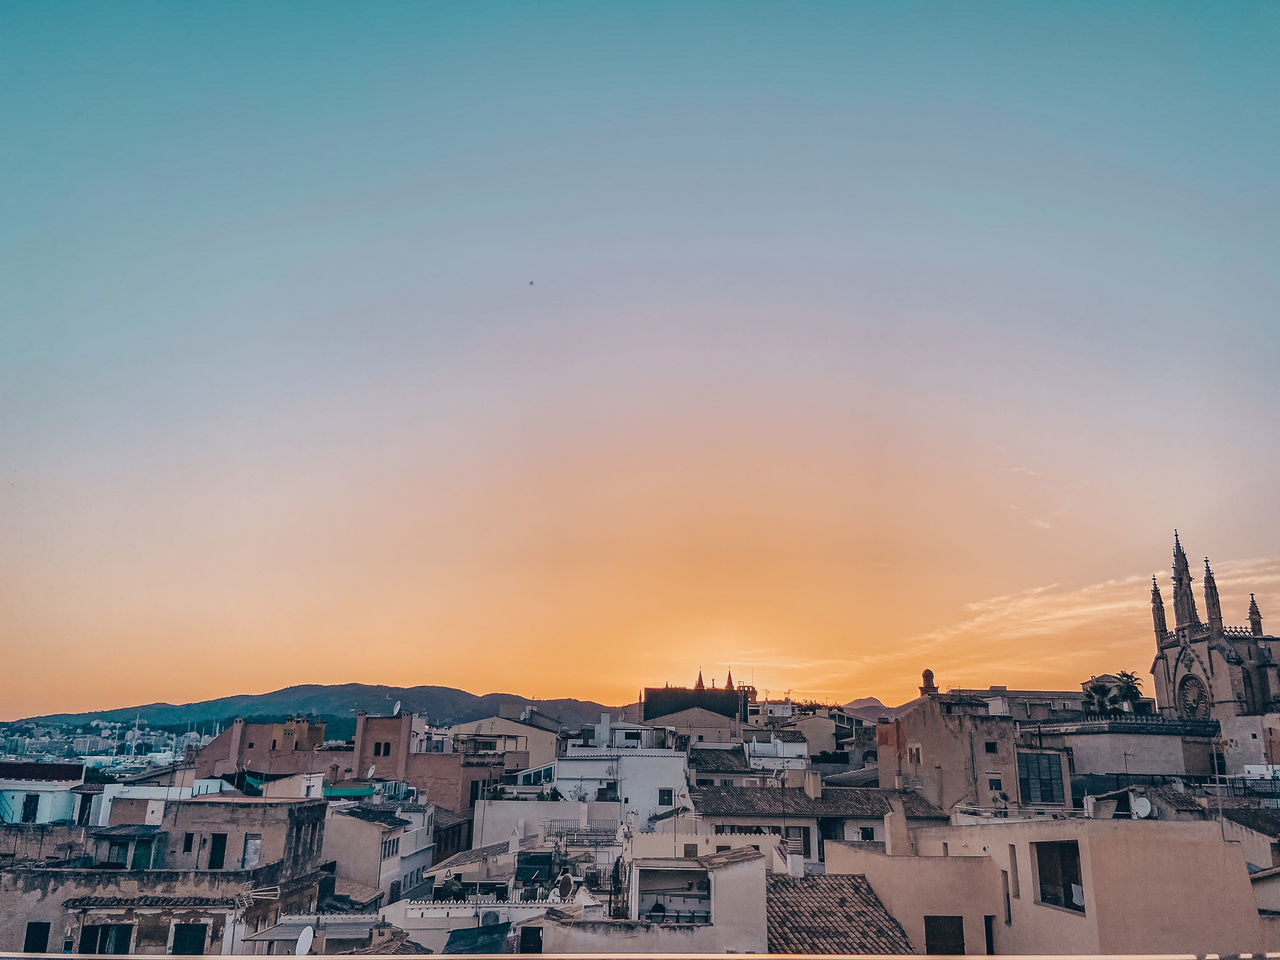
[1083,681,1118,716]
[1113,671,1143,710]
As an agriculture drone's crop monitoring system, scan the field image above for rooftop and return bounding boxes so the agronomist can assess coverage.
[765,874,912,954]
[1221,807,1280,839]
[688,747,752,774]
[335,806,412,829]
[751,729,808,743]
[690,786,947,820]
[0,761,84,782]
[64,895,236,909]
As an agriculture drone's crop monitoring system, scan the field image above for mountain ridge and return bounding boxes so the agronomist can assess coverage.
[15,682,625,732]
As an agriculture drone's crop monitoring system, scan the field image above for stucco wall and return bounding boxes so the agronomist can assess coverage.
[825,842,1000,954]
[911,819,1263,955]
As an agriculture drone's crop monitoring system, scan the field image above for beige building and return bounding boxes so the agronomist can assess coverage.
[828,815,1268,954]
[533,847,767,954]
[878,682,1070,813]
[682,779,947,863]
[447,714,560,772]
[322,801,435,906]
[643,706,759,744]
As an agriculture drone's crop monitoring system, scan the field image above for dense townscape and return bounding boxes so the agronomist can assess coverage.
[4,535,1280,955]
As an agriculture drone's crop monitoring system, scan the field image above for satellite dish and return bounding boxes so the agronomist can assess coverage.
[367,765,376,779]
[1132,796,1152,819]
[481,910,500,926]
[393,700,402,716]
[295,925,314,957]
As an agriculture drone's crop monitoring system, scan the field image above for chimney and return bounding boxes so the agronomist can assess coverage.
[884,798,910,856]
[803,769,822,800]
[788,850,805,876]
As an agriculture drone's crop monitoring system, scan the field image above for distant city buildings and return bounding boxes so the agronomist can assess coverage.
[4,533,1280,953]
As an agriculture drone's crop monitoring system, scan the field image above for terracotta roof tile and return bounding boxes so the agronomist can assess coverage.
[766,874,912,954]
[690,786,946,820]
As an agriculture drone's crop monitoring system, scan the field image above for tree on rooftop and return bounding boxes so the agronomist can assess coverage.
[1113,671,1143,709]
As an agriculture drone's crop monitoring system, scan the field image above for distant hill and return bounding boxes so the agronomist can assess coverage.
[16,683,623,736]
[843,696,902,722]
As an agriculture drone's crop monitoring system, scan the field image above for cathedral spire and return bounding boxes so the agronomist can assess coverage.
[1151,575,1169,641]
[694,669,705,691]
[1204,557,1223,639]
[1251,593,1265,638]
[725,669,734,691]
[1171,530,1200,631]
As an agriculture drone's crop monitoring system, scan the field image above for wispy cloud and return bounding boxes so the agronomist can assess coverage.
[777,558,1280,705]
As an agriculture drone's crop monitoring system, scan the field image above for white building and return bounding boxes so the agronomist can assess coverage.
[0,761,84,824]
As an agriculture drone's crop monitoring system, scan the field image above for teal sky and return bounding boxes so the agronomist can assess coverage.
[2,3,1278,717]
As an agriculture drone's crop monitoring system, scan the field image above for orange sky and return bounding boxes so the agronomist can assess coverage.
[5,4,1279,722]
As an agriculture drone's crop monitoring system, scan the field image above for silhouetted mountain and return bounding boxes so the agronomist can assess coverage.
[18,683,622,734]
[843,696,901,722]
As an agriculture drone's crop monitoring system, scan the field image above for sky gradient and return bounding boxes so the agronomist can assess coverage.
[3,3,1279,720]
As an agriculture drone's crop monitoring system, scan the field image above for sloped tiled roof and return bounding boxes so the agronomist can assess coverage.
[336,806,412,828]
[688,747,752,773]
[697,846,765,869]
[429,835,541,872]
[690,786,946,820]
[433,807,472,830]
[1222,807,1280,839]
[1144,784,1207,814]
[765,874,912,954]
[65,895,236,909]
[766,729,809,743]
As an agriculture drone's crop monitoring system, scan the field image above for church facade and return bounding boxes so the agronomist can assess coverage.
[1151,532,1275,721]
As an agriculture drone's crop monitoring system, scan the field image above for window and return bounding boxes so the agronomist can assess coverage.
[859,826,875,842]
[24,921,51,953]
[720,778,734,787]
[1017,753,1064,804]
[242,833,262,869]
[624,731,642,741]
[183,832,194,853]
[21,793,39,823]
[907,744,922,765]
[988,777,1002,791]
[1008,845,1020,898]
[716,844,730,853]
[1033,840,1083,912]
[683,843,699,858]
[207,833,227,870]
[985,740,999,754]
[658,788,674,806]
[1000,870,1011,923]
[696,778,713,787]
[374,742,382,757]
[271,739,277,750]
[246,742,254,749]
[78,924,132,955]
[171,923,208,956]
[923,916,964,954]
